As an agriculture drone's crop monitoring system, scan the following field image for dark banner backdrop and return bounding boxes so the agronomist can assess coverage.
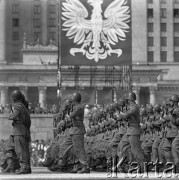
[60,0,132,66]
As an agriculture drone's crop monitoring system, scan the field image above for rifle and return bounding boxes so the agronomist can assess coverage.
[9,104,13,113]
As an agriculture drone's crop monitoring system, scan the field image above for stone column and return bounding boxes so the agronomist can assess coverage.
[167,0,174,62]
[19,86,28,100]
[153,0,161,62]
[113,88,117,102]
[133,86,140,105]
[0,0,6,63]
[95,88,98,105]
[150,87,157,105]
[0,87,8,106]
[38,87,47,109]
[41,0,48,46]
[132,0,147,63]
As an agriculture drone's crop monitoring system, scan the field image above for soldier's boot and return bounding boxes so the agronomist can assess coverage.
[70,163,81,173]
[50,159,65,172]
[16,163,29,174]
[42,157,54,167]
[77,163,90,174]
[2,158,14,173]
[1,159,7,171]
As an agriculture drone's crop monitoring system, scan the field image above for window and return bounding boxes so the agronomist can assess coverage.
[49,32,56,40]
[12,18,19,27]
[148,9,153,18]
[174,37,179,46]
[161,8,167,18]
[174,9,179,18]
[34,5,40,14]
[147,0,153,3]
[49,5,56,14]
[161,51,167,62]
[148,51,154,62]
[148,23,153,32]
[161,37,167,46]
[12,4,19,14]
[174,52,179,62]
[12,32,19,41]
[49,18,56,27]
[148,37,153,46]
[12,52,20,62]
[34,19,40,27]
[160,0,166,3]
[174,0,179,4]
[174,23,179,32]
[34,32,40,41]
[161,23,166,32]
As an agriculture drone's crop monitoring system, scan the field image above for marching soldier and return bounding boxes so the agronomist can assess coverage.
[162,95,179,164]
[118,92,144,172]
[171,108,179,171]
[58,93,90,173]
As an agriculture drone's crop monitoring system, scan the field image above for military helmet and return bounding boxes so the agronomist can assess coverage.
[117,98,125,106]
[169,95,179,102]
[147,105,153,113]
[72,92,81,103]
[11,90,23,101]
[57,120,65,129]
[140,108,147,116]
[126,92,136,101]
[154,105,161,113]
[173,108,179,116]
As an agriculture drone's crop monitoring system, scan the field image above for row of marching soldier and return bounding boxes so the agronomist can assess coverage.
[2,90,179,174]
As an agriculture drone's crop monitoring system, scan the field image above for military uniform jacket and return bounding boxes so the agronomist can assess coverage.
[125,102,141,135]
[69,103,86,135]
[9,102,31,137]
[166,115,179,138]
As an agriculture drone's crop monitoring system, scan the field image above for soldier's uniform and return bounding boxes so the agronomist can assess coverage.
[170,108,179,170]
[7,90,31,174]
[59,94,90,173]
[118,93,144,171]
[151,106,162,163]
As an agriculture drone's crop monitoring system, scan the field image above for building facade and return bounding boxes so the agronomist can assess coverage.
[0,0,179,108]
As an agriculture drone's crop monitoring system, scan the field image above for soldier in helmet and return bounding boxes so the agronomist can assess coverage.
[171,108,179,171]
[162,95,179,165]
[105,99,126,166]
[57,92,90,173]
[118,92,144,172]
[151,105,163,163]
[5,90,31,174]
[140,108,153,163]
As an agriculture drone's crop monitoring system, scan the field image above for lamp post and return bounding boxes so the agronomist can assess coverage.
[57,0,62,102]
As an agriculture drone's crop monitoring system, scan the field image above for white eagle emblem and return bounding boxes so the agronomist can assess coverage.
[62,0,130,62]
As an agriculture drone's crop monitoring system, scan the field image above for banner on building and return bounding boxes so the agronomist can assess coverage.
[60,0,132,66]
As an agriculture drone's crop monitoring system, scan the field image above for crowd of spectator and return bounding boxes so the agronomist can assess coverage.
[0,103,59,115]
[0,139,52,167]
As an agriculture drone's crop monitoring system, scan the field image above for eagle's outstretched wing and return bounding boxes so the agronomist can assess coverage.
[62,0,91,45]
[102,0,130,45]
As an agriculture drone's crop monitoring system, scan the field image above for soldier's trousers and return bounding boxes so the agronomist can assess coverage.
[141,139,153,162]
[172,135,179,165]
[14,135,30,165]
[118,134,144,164]
[158,138,165,164]
[106,133,123,158]
[152,138,162,163]
[60,134,88,165]
[162,137,174,163]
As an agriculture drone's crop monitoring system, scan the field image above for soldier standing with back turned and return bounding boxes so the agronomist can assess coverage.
[8,90,31,174]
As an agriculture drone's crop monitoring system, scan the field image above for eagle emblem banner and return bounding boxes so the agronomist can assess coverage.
[60,0,132,66]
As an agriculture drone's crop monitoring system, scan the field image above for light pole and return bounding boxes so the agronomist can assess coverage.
[57,0,62,102]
